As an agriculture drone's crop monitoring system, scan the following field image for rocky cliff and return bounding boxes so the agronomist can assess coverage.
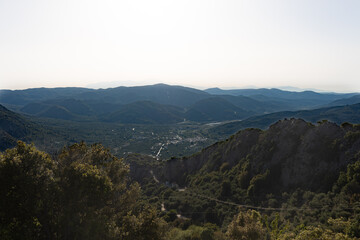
[132,119,360,193]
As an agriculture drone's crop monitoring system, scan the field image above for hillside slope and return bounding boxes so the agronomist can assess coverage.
[185,97,251,122]
[0,104,38,150]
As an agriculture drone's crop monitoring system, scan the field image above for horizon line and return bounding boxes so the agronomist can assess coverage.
[0,82,358,94]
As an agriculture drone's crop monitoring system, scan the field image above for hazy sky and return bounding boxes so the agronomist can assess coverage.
[1,0,359,92]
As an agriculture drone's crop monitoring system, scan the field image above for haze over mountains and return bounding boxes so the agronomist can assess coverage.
[2,83,360,155]
[1,84,359,124]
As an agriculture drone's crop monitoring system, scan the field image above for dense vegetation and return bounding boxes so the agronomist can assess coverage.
[0,142,167,239]
[127,119,360,239]
[1,131,360,239]
[1,84,360,239]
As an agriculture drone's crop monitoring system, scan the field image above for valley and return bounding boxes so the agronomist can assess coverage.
[31,116,219,159]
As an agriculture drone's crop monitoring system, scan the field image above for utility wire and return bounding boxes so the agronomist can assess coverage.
[157,188,360,212]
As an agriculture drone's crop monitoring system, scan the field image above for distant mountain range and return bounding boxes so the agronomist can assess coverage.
[204,87,357,100]
[211,103,360,135]
[1,84,359,124]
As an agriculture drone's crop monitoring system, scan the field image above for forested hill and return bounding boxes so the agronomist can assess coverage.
[148,119,359,191]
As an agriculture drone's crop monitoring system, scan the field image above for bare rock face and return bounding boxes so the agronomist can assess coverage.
[259,119,344,191]
[125,153,162,184]
[155,118,360,192]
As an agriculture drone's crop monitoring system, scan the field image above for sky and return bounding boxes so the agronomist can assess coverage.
[0,0,359,92]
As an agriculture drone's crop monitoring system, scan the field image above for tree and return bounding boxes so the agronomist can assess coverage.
[0,141,57,239]
[56,142,166,239]
[226,209,267,240]
[220,180,232,198]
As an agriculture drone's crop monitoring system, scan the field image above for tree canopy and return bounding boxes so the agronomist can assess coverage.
[0,141,165,240]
